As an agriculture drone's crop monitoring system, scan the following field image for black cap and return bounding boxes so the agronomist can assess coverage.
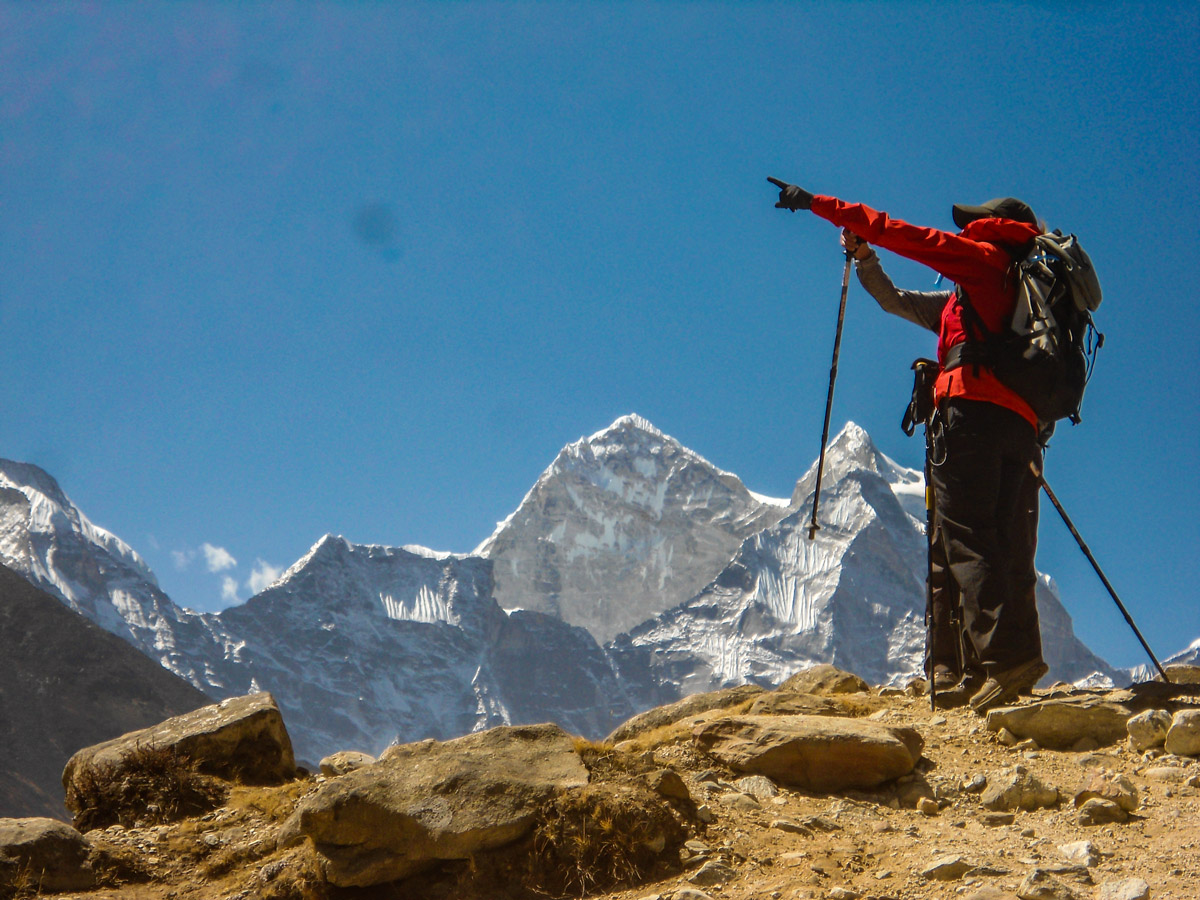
[952,197,1038,229]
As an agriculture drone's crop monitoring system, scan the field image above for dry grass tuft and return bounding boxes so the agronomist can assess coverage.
[67,743,230,831]
[0,861,38,900]
[528,783,685,897]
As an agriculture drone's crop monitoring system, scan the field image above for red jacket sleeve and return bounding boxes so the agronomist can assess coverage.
[809,195,1014,285]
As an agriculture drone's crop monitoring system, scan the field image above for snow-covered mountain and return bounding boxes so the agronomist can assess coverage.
[1128,637,1200,682]
[608,423,928,707]
[477,414,792,644]
[607,423,1123,706]
[0,461,632,762]
[0,461,233,684]
[0,416,1134,766]
[205,535,630,759]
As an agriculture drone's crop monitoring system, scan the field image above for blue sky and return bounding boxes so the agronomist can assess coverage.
[2,2,1197,669]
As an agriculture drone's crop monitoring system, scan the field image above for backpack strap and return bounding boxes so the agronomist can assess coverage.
[946,285,995,377]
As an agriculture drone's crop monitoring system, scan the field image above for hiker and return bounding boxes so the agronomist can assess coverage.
[768,180,1049,713]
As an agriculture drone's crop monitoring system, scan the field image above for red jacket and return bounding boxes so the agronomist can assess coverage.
[809,195,1042,428]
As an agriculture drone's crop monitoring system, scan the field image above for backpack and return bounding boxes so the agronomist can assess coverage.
[948,231,1104,425]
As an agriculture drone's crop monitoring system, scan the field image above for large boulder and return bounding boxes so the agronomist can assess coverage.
[606,684,765,744]
[776,664,870,696]
[985,699,1132,750]
[1164,709,1200,756]
[0,818,95,892]
[692,714,923,792]
[63,692,295,814]
[280,723,589,888]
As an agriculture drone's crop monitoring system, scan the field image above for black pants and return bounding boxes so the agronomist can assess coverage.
[928,398,1043,675]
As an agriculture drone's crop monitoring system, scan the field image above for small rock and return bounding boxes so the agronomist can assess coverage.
[1014,738,1039,751]
[1126,709,1172,752]
[672,890,716,900]
[687,860,736,886]
[1016,868,1085,900]
[963,773,988,793]
[977,811,1016,826]
[965,888,1020,900]
[1057,840,1099,866]
[645,769,692,802]
[931,715,948,726]
[1095,877,1151,900]
[998,727,1021,747]
[1077,798,1126,826]
[827,888,862,900]
[1070,736,1100,752]
[769,819,811,835]
[318,750,375,777]
[921,855,972,881]
[1074,771,1138,812]
[1143,765,1187,783]
[917,797,940,816]
[1187,773,1200,788]
[1076,752,1123,771]
[0,819,96,892]
[981,765,1059,812]
[720,791,762,811]
[734,774,779,799]
[796,814,840,832]
[1164,708,1200,756]
[696,804,716,824]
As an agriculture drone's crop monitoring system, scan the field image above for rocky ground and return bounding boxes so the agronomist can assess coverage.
[3,666,1199,900]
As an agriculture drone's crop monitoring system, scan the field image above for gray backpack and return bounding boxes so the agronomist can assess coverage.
[949,231,1104,424]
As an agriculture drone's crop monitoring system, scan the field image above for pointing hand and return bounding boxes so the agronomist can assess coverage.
[767,177,814,212]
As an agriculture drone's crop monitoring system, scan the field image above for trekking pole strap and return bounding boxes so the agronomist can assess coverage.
[1030,461,1170,683]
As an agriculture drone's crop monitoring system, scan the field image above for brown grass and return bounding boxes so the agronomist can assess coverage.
[527,783,685,897]
[66,743,230,831]
[0,861,38,900]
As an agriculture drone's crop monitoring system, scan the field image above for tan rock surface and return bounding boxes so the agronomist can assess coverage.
[279,723,588,887]
[692,714,922,791]
[22,680,1200,900]
[62,692,295,810]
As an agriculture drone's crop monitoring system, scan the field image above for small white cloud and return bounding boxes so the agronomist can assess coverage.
[221,575,240,604]
[246,559,283,595]
[202,543,238,573]
[172,549,196,571]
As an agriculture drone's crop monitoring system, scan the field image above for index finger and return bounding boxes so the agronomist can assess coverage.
[766,176,789,189]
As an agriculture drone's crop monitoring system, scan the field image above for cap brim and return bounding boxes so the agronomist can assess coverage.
[952,203,990,229]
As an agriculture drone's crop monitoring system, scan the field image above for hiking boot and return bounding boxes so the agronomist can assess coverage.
[969,658,1049,715]
[933,671,984,710]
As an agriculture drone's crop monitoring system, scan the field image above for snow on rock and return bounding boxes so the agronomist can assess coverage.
[476,413,795,643]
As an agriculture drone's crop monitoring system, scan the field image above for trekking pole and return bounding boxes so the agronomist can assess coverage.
[807,251,853,541]
[1031,461,1170,683]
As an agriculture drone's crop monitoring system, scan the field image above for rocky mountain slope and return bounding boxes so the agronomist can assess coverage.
[0,563,209,821]
[201,535,632,761]
[477,414,793,643]
[7,665,1199,900]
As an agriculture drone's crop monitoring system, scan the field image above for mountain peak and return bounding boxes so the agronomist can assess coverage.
[589,413,664,441]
